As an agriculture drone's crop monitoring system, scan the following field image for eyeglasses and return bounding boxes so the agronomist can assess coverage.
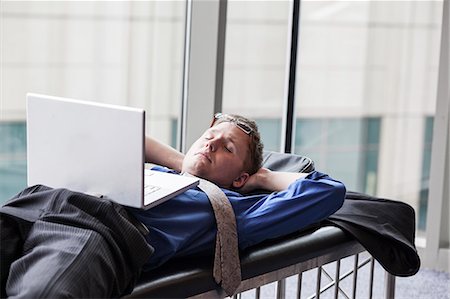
[210,113,253,135]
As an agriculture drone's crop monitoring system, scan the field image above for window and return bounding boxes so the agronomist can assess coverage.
[0,123,27,203]
[418,117,434,232]
[222,1,290,150]
[1,1,185,202]
[294,1,443,234]
[295,118,380,194]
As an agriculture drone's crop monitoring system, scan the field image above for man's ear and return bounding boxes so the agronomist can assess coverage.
[232,172,250,189]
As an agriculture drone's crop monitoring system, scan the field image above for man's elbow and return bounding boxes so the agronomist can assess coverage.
[329,180,346,212]
[315,177,346,215]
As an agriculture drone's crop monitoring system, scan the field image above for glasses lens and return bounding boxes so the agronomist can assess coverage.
[211,113,253,135]
[235,121,252,135]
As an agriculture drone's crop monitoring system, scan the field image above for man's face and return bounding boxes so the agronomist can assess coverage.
[182,122,251,189]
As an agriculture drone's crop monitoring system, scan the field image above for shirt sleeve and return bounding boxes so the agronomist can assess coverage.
[237,171,346,249]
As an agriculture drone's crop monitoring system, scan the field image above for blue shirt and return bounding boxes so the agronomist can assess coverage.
[127,166,346,271]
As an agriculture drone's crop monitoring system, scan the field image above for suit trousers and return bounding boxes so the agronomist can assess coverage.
[0,185,154,298]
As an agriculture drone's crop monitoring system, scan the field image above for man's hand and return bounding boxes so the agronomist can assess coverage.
[238,167,271,194]
[239,167,310,194]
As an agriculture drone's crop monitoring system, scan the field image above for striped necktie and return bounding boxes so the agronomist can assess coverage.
[183,172,241,296]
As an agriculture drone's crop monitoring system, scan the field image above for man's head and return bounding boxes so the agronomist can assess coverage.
[182,113,263,189]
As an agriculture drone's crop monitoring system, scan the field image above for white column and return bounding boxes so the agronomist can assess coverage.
[425,0,449,272]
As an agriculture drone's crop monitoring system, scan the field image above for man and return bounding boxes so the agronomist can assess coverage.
[1,113,345,298]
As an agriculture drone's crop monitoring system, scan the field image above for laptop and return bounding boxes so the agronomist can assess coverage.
[26,93,199,209]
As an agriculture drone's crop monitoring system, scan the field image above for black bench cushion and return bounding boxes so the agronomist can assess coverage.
[127,225,358,298]
[262,151,315,173]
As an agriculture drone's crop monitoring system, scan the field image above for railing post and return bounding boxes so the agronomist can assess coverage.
[277,278,286,299]
[334,260,341,299]
[316,266,322,299]
[384,273,396,299]
[297,273,303,299]
[369,258,375,299]
[352,254,359,299]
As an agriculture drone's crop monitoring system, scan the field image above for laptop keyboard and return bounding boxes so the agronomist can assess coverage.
[144,170,160,196]
[145,184,161,196]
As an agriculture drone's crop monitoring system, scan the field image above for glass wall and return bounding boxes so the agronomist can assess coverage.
[295,117,380,194]
[1,0,444,237]
[418,116,434,231]
[0,123,27,202]
[222,1,443,234]
[0,1,185,203]
[294,1,443,234]
[222,1,290,151]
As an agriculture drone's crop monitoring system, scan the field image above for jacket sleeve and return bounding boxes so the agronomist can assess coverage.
[237,171,346,249]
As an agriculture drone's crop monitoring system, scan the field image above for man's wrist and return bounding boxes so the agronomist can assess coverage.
[255,168,271,190]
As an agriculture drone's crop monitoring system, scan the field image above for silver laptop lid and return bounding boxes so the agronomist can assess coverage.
[26,93,145,208]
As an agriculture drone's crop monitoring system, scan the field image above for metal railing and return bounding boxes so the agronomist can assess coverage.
[192,248,396,299]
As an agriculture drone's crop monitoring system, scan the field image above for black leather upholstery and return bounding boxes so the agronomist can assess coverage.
[126,226,357,298]
[262,151,315,173]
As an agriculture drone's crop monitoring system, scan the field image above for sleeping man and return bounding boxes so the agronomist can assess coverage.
[0,113,345,298]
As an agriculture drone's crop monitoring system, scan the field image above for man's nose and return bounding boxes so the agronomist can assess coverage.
[205,136,221,152]
[205,139,216,152]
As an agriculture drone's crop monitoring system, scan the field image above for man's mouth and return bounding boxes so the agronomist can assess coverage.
[196,152,212,163]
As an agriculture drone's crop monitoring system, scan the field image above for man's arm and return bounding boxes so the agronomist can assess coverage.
[237,171,346,250]
[144,136,184,172]
[239,167,309,193]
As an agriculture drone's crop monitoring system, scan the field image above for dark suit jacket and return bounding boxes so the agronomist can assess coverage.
[263,151,421,277]
[327,191,420,276]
